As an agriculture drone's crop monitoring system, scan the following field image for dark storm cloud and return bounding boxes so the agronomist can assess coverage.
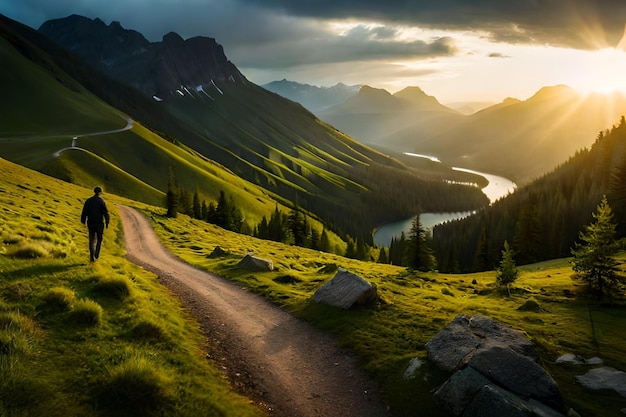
[0,0,461,70]
[238,0,626,50]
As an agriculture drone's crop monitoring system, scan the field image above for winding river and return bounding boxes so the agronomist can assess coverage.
[373,154,517,247]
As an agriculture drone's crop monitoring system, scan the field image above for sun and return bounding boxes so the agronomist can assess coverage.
[572,47,626,96]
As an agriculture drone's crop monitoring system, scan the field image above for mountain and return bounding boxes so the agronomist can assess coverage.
[320,82,626,183]
[0,13,488,244]
[39,14,246,96]
[262,79,360,111]
[414,85,626,182]
[318,85,463,151]
[431,117,626,272]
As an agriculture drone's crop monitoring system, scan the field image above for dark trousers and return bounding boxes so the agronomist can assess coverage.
[87,223,105,261]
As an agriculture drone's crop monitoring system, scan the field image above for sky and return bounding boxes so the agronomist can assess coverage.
[2,0,626,104]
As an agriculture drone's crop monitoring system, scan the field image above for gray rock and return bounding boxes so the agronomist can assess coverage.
[576,367,626,397]
[434,367,490,416]
[556,354,585,365]
[235,254,273,271]
[425,314,536,373]
[402,357,424,380]
[469,345,564,411]
[468,315,536,360]
[462,383,532,417]
[425,315,480,372]
[313,268,377,309]
[585,357,604,365]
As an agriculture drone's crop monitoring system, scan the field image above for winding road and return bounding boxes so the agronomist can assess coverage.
[118,205,390,417]
[53,118,133,157]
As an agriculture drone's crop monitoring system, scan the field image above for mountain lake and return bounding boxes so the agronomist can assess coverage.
[373,154,517,247]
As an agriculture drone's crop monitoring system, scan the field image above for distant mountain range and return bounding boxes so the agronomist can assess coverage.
[262,79,361,111]
[317,83,626,183]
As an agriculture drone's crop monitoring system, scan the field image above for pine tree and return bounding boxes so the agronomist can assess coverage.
[166,168,179,218]
[408,216,436,271]
[571,196,624,298]
[608,154,626,238]
[513,200,543,264]
[496,240,519,296]
[377,247,389,264]
[320,229,331,253]
[192,190,202,220]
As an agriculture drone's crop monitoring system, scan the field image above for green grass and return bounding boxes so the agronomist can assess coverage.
[150,209,626,417]
[0,157,265,417]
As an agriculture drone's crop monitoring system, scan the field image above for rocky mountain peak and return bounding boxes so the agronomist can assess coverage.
[39,14,247,96]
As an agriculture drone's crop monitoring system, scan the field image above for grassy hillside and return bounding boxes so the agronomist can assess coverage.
[0,157,264,417]
[148,210,626,417]
[0,29,125,137]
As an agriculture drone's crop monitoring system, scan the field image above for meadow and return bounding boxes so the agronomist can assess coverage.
[150,209,626,417]
[0,157,264,417]
[1,155,625,416]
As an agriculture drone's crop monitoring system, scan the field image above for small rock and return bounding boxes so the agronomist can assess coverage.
[585,357,604,365]
[556,354,585,365]
[576,367,626,397]
[402,357,424,380]
[235,254,273,271]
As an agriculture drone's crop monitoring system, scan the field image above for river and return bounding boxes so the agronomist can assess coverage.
[373,154,516,247]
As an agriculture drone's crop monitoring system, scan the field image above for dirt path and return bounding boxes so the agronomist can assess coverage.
[118,205,391,417]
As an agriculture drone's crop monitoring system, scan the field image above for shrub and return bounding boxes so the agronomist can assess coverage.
[131,320,167,343]
[95,277,132,300]
[69,299,103,326]
[0,312,37,355]
[43,287,76,311]
[441,287,454,297]
[103,355,172,412]
[9,242,49,259]
[517,299,543,312]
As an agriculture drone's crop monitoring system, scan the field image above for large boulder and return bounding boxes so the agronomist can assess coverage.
[427,315,566,417]
[313,268,377,309]
[235,254,273,271]
[425,314,536,372]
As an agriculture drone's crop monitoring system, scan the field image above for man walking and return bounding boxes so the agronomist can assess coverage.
[81,186,110,262]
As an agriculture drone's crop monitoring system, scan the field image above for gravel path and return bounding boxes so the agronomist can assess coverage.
[118,205,391,417]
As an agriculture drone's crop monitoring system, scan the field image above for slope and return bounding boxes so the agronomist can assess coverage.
[0,156,264,417]
[432,117,626,272]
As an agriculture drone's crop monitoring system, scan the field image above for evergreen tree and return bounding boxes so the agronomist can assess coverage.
[288,209,307,246]
[345,236,357,259]
[178,188,192,216]
[257,216,269,239]
[496,240,519,296]
[377,247,389,264]
[310,228,320,250]
[472,225,490,271]
[319,229,331,253]
[608,154,626,237]
[268,206,286,242]
[513,200,543,264]
[389,232,407,266]
[408,216,436,271]
[192,190,202,220]
[166,168,179,218]
[571,196,624,298]
[214,190,230,228]
[229,197,243,232]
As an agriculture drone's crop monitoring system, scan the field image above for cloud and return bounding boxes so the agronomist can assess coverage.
[488,52,511,58]
[237,0,626,50]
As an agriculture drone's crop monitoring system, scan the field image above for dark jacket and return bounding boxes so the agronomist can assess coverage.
[81,195,110,226]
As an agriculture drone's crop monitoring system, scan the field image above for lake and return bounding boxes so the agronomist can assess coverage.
[373,154,516,247]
